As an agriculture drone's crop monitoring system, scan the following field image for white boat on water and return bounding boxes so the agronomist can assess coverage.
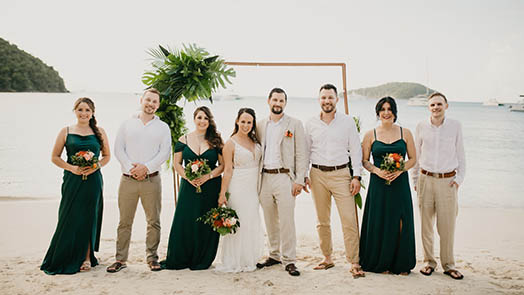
[407,94,428,106]
[213,91,241,101]
[509,96,524,112]
[483,98,503,106]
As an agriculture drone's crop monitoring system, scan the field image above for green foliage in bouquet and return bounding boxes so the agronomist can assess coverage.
[197,193,240,235]
[142,44,236,148]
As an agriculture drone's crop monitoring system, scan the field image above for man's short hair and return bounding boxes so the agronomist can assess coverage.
[268,87,287,101]
[428,92,447,103]
[143,88,161,98]
[319,84,338,96]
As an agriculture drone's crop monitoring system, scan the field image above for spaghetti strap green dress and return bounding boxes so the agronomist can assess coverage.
[359,128,416,274]
[160,141,221,270]
[41,132,104,275]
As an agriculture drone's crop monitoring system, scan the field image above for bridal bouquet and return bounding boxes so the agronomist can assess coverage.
[197,194,240,235]
[380,153,405,185]
[71,150,99,180]
[185,159,211,193]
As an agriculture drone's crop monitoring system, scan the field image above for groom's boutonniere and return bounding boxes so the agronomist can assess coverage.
[285,130,293,138]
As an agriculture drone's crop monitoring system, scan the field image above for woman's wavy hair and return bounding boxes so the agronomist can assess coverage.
[231,108,259,144]
[73,97,104,147]
[375,96,398,122]
[194,106,223,151]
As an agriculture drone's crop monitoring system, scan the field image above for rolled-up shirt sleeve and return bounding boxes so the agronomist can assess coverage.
[454,122,466,185]
[144,124,172,173]
[114,122,134,174]
[348,118,362,177]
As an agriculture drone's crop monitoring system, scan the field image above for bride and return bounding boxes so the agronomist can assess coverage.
[216,108,264,272]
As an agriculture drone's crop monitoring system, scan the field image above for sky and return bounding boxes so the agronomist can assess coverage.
[1,0,523,101]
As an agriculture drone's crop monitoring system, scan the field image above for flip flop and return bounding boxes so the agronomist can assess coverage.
[313,262,335,270]
[350,266,366,278]
[420,266,434,276]
[106,261,127,273]
[148,261,161,272]
[444,269,464,280]
[80,261,91,272]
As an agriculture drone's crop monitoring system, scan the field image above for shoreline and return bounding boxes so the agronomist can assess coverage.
[1,199,523,294]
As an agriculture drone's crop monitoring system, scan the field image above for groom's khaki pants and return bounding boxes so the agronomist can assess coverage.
[417,173,458,271]
[115,175,162,263]
[309,167,360,264]
[259,173,296,265]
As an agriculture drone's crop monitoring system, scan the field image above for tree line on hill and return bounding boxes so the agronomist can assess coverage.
[0,37,67,92]
[350,82,436,99]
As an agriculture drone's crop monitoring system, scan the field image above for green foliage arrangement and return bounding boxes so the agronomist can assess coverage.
[142,44,235,147]
[0,38,67,92]
[350,82,436,99]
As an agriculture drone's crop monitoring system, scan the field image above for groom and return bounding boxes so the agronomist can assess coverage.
[256,87,307,276]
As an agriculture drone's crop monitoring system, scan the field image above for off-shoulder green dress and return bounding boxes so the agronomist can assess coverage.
[160,141,221,270]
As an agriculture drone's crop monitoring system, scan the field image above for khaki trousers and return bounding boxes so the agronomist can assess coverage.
[259,173,296,265]
[115,175,162,263]
[309,167,359,264]
[417,173,458,271]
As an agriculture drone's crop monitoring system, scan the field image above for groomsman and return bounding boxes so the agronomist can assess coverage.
[107,88,171,272]
[304,84,365,278]
[256,87,307,276]
[413,92,466,280]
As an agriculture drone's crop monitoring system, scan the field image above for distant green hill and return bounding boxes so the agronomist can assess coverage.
[0,38,67,92]
[350,82,436,99]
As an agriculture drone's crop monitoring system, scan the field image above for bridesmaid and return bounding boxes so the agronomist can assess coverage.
[160,106,224,270]
[359,97,417,275]
[41,97,110,274]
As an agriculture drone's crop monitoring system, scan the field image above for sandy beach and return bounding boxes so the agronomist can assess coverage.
[1,196,523,295]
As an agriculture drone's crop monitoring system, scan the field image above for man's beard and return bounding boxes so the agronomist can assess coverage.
[321,104,335,113]
[143,106,156,115]
[271,106,283,115]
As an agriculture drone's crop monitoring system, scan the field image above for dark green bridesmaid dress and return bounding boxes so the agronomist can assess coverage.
[41,131,103,275]
[160,141,221,270]
[360,128,416,274]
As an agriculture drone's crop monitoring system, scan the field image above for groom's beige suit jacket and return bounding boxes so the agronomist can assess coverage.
[256,114,308,193]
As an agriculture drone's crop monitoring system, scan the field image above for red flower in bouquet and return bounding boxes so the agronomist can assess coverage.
[197,193,240,235]
[71,150,99,180]
[380,153,405,185]
[184,159,211,193]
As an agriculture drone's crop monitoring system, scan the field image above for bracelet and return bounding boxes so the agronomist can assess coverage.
[209,172,213,179]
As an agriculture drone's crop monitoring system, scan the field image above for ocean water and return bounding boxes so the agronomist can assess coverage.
[1,92,523,208]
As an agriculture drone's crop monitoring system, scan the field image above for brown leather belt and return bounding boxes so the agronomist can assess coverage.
[421,169,456,178]
[312,163,349,172]
[123,171,159,178]
[262,168,290,174]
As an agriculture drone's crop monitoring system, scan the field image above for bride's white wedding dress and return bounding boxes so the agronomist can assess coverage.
[215,138,264,272]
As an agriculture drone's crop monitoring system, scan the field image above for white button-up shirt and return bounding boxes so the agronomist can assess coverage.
[412,117,466,185]
[305,111,363,176]
[114,113,172,174]
[263,116,284,169]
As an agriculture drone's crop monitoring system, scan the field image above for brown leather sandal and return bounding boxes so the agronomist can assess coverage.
[106,261,127,273]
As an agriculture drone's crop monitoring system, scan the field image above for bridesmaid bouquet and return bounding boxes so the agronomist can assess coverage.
[380,153,405,185]
[197,194,240,235]
[185,159,211,193]
[71,150,99,180]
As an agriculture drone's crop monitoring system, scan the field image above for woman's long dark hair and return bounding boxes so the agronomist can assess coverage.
[73,97,104,147]
[194,106,224,151]
[231,108,259,144]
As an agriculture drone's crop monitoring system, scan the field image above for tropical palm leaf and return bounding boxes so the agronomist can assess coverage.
[142,44,236,147]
